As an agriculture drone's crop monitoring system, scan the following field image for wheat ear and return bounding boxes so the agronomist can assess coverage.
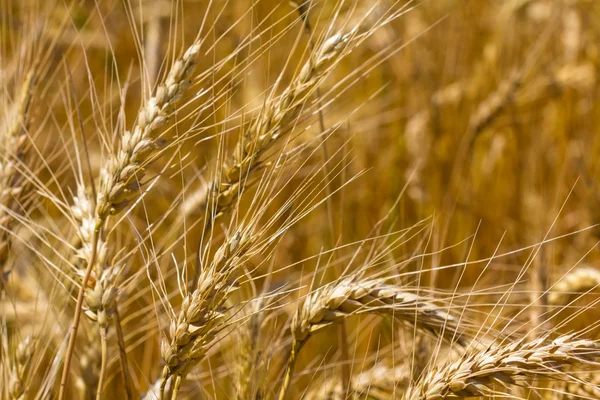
[0,66,37,286]
[182,31,352,223]
[235,298,267,400]
[467,68,522,137]
[404,334,600,399]
[548,266,600,307]
[159,228,253,399]
[292,278,466,345]
[278,278,466,400]
[8,335,34,400]
[61,41,201,400]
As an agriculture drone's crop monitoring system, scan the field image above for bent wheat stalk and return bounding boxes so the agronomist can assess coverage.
[404,334,600,399]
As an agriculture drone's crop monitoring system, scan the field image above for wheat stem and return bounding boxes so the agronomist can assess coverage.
[96,328,108,400]
[114,306,132,399]
[59,228,99,400]
[278,339,305,400]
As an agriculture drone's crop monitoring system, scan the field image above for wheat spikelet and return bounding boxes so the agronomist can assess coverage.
[182,31,352,221]
[404,334,600,399]
[292,277,466,345]
[548,266,600,307]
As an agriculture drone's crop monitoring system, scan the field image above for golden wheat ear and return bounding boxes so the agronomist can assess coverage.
[404,334,600,399]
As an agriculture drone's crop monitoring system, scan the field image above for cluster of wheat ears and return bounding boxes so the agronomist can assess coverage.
[3,0,600,399]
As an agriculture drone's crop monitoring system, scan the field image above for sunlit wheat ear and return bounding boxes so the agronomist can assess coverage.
[0,65,38,285]
[61,33,204,399]
[159,227,255,398]
[182,30,354,222]
[404,334,600,400]
[7,335,34,400]
[305,364,410,400]
[292,277,467,346]
[278,277,467,400]
[548,266,600,307]
[70,36,202,327]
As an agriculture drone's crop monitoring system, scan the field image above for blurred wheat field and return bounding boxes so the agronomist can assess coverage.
[3,0,600,399]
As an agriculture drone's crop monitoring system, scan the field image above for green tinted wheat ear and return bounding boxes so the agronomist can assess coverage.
[182,31,352,221]
[404,335,600,400]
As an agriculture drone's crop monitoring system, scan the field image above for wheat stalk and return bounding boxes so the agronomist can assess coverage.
[404,334,600,399]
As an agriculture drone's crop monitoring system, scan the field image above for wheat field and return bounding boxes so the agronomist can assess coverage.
[2,0,600,399]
